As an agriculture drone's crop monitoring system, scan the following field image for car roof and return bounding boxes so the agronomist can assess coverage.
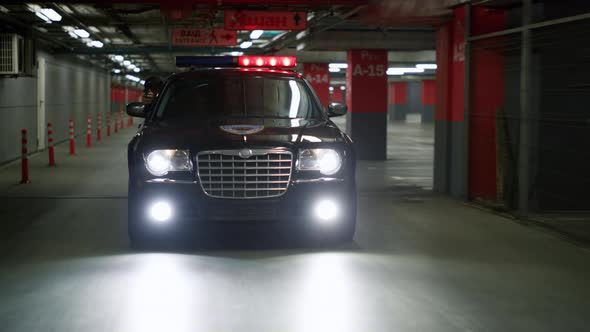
[168,67,302,82]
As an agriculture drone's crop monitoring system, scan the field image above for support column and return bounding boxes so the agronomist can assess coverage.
[388,82,408,122]
[303,63,330,108]
[421,79,436,123]
[345,49,388,160]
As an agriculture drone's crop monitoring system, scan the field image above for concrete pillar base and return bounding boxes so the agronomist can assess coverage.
[347,112,387,160]
[389,105,408,122]
[421,105,435,123]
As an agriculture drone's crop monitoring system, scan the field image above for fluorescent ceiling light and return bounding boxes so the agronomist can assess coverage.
[387,67,425,75]
[68,31,78,39]
[386,68,405,75]
[62,26,74,32]
[26,4,41,13]
[89,26,100,33]
[328,67,340,73]
[296,30,308,40]
[416,64,437,70]
[59,5,74,14]
[230,51,243,56]
[127,64,136,70]
[114,55,124,62]
[123,60,131,66]
[125,74,140,82]
[74,29,90,38]
[133,68,141,73]
[249,30,264,39]
[240,41,253,49]
[0,5,9,13]
[113,69,121,74]
[329,86,334,91]
[35,12,51,24]
[40,8,62,22]
[340,86,346,90]
[329,63,348,69]
[140,80,146,85]
[401,67,425,73]
[90,40,103,48]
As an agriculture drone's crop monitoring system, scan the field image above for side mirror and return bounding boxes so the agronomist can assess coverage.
[126,102,146,118]
[327,103,348,117]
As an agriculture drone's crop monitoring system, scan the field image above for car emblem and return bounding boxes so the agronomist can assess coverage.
[220,124,264,135]
[238,149,253,159]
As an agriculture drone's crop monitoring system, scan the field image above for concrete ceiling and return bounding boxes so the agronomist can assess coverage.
[0,1,454,77]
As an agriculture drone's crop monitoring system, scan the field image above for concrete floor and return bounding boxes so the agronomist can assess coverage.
[1,120,590,332]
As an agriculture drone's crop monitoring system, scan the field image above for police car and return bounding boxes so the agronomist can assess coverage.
[126,56,356,246]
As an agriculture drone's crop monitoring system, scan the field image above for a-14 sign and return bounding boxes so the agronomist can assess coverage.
[225,10,307,30]
[172,28,237,47]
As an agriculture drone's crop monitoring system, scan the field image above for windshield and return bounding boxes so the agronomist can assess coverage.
[154,76,322,123]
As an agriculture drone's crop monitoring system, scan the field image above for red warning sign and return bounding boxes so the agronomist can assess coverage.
[224,10,307,30]
[172,28,237,47]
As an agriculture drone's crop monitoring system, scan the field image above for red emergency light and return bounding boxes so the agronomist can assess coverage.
[238,56,296,68]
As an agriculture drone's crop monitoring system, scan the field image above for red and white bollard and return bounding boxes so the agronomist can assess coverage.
[120,110,125,129]
[47,123,55,167]
[97,113,102,141]
[69,119,76,155]
[107,112,111,137]
[20,129,30,184]
[86,116,92,148]
[127,113,133,128]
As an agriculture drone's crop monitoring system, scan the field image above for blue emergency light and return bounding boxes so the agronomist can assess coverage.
[175,56,297,68]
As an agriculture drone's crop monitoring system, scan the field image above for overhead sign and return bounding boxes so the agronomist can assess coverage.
[172,28,237,47]
[224,10,307,30]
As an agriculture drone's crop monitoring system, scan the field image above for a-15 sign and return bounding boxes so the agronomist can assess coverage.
[225,10,307,30]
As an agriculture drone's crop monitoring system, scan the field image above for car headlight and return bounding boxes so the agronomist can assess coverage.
[144,149,191,176]
[297,149,342,175]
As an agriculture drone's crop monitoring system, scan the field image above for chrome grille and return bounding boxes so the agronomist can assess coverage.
[197,149,293,199]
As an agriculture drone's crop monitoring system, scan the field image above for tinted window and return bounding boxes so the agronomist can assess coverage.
[154,76,321,123]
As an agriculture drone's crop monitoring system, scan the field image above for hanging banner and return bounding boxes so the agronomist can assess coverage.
[172,28,238,47]
[224,10,307,30]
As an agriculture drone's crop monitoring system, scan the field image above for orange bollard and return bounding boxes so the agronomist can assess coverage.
[107,112,111,137]
[97,113,102,141]
[69,119,76,155]
[86,116,92,148]
[20,129,30,184]
[47,123,55,166]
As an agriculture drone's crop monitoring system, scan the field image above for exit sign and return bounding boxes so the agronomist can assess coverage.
[224,10,307,30]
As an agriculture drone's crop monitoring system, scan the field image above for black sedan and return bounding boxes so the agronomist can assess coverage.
[126,65,356,247]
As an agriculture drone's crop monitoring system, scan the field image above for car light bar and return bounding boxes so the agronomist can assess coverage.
[175,56,296,68]
[238,56,296,68]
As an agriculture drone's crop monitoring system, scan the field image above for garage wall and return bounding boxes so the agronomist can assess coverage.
[0,52,110,164]
[44,53,110,146]
[0,76,37,163]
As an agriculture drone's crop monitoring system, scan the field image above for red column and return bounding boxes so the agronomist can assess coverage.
[469,7,506,199]
[346,49,388,160]
[303,63,330,108]
[332,86,344,103]
[435,5,505,199]
[421,80,436,105]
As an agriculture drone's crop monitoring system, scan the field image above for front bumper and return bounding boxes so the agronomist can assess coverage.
[130,179,355,229]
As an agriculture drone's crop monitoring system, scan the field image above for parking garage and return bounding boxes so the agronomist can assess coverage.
[1,1,590,331]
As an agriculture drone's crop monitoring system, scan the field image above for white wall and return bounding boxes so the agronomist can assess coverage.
[0,53,110,164]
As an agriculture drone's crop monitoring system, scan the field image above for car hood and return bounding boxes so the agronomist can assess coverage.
[138,117,345,151]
